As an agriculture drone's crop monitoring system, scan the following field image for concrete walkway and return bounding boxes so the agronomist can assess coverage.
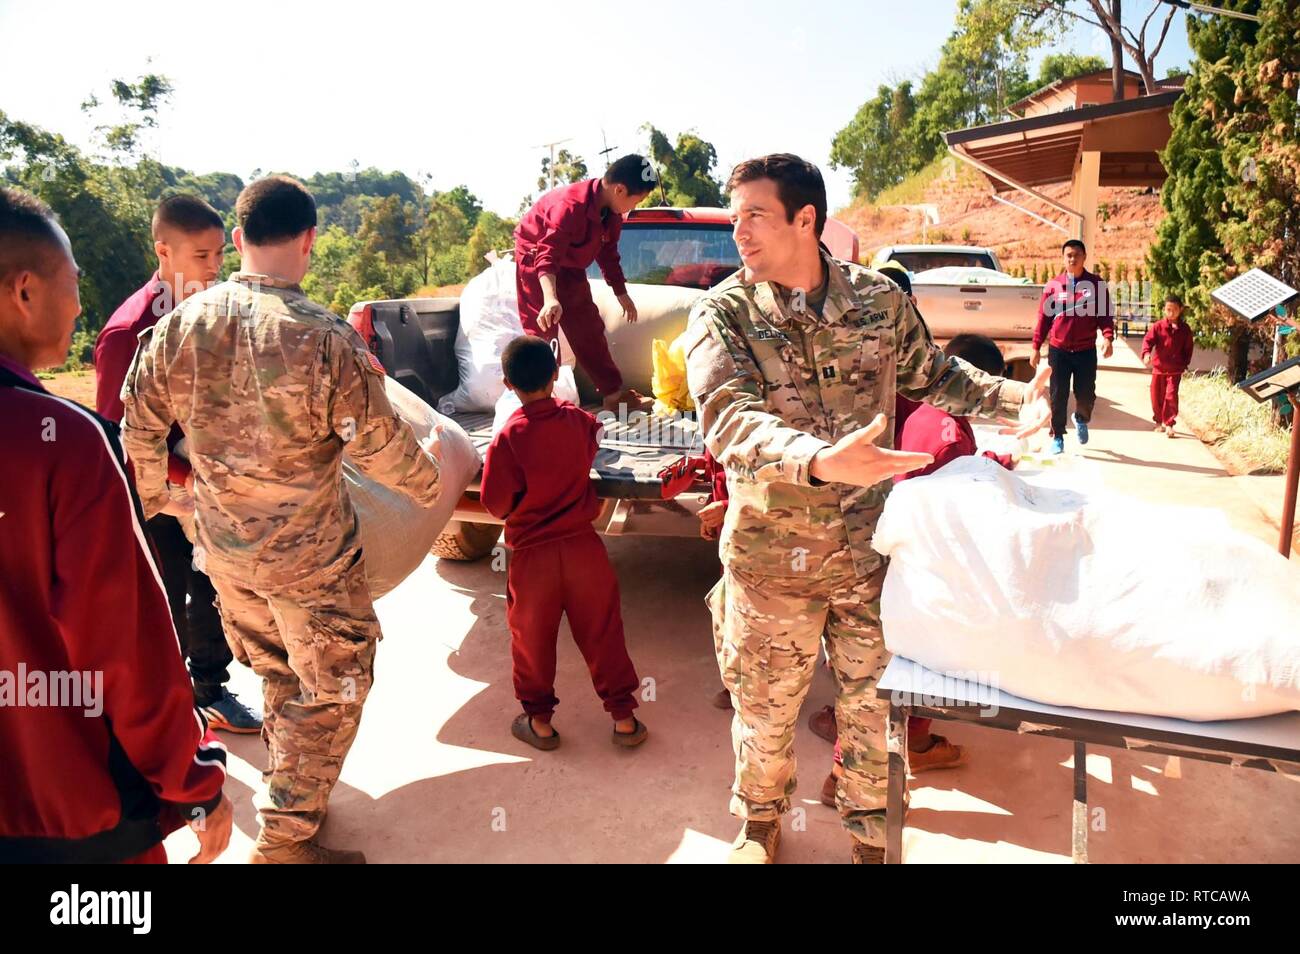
[165,340,1300,864]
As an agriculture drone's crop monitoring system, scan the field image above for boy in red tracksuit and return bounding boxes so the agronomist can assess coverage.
[480,335,647,751]
[1142,294,1195,437]
[514,154,657,412]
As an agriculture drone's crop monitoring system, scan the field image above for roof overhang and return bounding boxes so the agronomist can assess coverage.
[944,91,1180,193]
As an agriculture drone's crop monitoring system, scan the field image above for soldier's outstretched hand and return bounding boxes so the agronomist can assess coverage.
[809,414,933,488]
[999,364,1052,439]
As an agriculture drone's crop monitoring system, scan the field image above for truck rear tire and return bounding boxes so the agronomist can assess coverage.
[431,520,503,562]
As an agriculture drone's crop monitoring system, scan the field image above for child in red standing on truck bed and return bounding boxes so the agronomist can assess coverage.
[480,335,648,751]
[1142,294,1195,438]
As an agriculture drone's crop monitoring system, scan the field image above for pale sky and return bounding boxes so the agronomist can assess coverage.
[0,0,1194,216]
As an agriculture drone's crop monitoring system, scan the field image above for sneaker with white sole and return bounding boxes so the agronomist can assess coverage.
[1050,435,1065,455]
[1073,412,1089,445]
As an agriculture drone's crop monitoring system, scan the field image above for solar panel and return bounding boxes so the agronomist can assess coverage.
[1211,269,1298,322]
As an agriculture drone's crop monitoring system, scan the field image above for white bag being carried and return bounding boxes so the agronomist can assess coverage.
[438,258,524,414]
[345,378,480,597]
[872,455,1300,721]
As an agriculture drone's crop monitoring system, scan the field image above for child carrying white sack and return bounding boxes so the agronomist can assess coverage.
[872,455,1300,721]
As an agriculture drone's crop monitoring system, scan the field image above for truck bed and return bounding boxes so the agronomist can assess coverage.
[453,405,705,500]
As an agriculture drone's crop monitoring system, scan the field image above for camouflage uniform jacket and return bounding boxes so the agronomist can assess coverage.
[121,272,440,588]
[683,249,1027,580]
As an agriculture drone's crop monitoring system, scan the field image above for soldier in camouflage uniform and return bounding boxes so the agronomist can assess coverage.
[122,176,441,864]
[685,155,1048,864]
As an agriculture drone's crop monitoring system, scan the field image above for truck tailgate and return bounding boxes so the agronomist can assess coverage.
[451,407,705,500]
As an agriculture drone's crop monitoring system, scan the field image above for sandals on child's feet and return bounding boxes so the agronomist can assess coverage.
[511,713,561,751]
[612,717,648,748]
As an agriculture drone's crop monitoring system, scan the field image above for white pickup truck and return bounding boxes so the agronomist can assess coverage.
[870,244,1044,381]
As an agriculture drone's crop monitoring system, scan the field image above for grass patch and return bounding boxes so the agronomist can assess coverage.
[870,157,983,208]
[1180,370,1293,475]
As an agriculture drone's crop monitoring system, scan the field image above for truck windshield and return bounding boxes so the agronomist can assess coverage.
[891,251,998,272]
[587,224,741,290]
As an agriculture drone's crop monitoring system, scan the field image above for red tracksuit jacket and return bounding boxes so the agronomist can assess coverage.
[479,397,600,549]
[514,179,628,297]
[1033,269,1116,352]
[0,355,226,863]
[1141,318,1194,373]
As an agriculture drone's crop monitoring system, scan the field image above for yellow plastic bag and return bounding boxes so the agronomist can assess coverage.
[651,332,693,416]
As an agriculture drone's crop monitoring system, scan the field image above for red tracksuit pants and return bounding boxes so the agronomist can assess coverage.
[515,262,624,396]
[506,529,639,721]
[1151,372,1182,426]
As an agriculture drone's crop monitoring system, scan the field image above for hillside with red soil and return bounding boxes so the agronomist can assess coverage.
[836,163,1164,278]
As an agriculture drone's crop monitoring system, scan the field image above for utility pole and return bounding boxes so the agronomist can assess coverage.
[599,129,617,172]
[1111,0,1124,102]
[533,138,572,192]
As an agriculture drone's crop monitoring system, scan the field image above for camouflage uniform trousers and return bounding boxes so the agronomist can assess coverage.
[209,547,379,846]
[708,561,890,846]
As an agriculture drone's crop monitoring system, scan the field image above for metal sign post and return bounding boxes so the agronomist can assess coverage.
[1216,271,1300,557]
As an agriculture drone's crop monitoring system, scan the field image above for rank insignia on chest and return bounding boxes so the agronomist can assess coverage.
[819,363,839,381]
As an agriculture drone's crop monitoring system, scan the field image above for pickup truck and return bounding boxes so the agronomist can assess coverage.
[348,206,859,560]
[870,244,1044,380]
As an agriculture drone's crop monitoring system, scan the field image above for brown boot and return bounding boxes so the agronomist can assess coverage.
[250,839,366,864]
[850,840,885,864]
[820,772,837,808]
[908,735,966,773]
[808,704,837,743]
[727,819,781,864]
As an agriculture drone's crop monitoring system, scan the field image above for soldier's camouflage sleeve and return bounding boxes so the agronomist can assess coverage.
[684,300,831,485]
[893,292,1027,417]
[119,326,173,519]
[328,331,441,507]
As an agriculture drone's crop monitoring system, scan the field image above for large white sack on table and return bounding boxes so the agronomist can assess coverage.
[345,378,480,598]
[871,455,1300,721]
[438,258,525,414]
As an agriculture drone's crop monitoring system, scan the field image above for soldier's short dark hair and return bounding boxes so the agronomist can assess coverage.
[153,193,224,240]
[604,154,657,195]
[877,263,913,296]
[235,175,317,245]
[947,333,1005,377]
[0,186,64,281]
[727,154,826,237]
[1062,238,1086,256]
[501,335,558,394]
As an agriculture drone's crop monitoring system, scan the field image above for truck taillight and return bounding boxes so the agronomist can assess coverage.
[348,302,379,354]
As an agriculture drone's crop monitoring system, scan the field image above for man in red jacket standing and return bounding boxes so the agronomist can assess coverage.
[515,154,657,412]
[94,194,261,735]
[1031,239,1115,454]
[0,186,231,864]
[1142,294,1195,437]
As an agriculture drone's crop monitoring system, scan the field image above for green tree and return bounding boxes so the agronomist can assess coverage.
[830,82,922,199]
[1147,1,1268,381]
[464,211,518,278]
[641,125,723,207]
[538,148,588,193]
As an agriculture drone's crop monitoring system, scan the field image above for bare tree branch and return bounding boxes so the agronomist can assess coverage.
[1149,7,1178,65]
